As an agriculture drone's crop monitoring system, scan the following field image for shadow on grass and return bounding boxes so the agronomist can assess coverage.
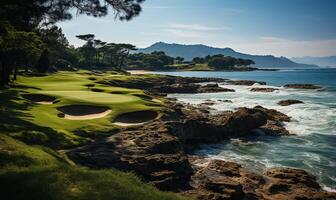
[0,89,83,149]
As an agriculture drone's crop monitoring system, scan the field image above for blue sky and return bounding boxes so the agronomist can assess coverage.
[57,0,336,57]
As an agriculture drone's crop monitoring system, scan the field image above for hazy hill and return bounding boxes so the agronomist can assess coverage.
[138,42,318,69]
[291,56,336,68]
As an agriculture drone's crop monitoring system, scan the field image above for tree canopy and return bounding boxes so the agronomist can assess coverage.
[193,54,255,69]
[0,0,145,31]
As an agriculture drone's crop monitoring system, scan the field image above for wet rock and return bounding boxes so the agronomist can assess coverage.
[219,107,268,134]
[200,100,217,106]
[250,87,279,92]
[183,158,336,200]
[278,99,304,106]
[284,84,321,89]
[198,84,235,93]
[218,99,233,103]
[184,158,264,200]
[261,168,336,200]
[254,106,291,122]
[170,106,269,145]
[259,120,290,136]
[226,80,267,86]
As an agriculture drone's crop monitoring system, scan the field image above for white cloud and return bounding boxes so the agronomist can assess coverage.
[161,23,231,38]
[165,23,231,31]
[259,36,290,43]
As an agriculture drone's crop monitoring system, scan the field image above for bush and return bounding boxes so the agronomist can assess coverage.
[21,131,49,145]
[208,56,235,69]
[36,49,50,73]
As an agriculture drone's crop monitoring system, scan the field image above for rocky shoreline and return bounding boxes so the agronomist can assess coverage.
[68,76,334,200]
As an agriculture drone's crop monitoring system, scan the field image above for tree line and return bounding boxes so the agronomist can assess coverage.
[192,54,255,69]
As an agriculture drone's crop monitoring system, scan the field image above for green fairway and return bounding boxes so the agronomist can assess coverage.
[0,70,163,147]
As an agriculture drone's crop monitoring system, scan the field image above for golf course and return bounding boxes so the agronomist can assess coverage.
[0,70,188,200]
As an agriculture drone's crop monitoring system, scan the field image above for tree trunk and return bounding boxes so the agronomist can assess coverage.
[1,64,10,86]
[13,62,18,81]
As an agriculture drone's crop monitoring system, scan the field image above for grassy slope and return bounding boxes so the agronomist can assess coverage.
[0,70,187,200]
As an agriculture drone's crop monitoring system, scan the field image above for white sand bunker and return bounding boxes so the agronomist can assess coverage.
[113,110,159,127]
[57,105,111,120]
[22,94,57,104]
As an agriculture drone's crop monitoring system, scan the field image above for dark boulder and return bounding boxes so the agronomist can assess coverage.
[226,80,267,86]
[250,87,279,92]
[278,99,304,106]
[284,84,321,89]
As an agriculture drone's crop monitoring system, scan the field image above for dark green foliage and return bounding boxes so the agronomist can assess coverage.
[0,22,43,85]
[36,49,50,73]
[202,54,255,69]
[39,26,79,69]
[76,34,137,70]
[127,51,175,69]
[192,57,205,64]
[175,56,184,64]
[208,55,236,68]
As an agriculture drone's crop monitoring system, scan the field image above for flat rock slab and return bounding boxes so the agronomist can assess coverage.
[250,87,279,92]
[284,84,321,89]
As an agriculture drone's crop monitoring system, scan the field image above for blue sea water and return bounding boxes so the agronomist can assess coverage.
[154,68,336,191]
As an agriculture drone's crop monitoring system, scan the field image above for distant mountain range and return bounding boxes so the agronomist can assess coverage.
[291,56,336,68]
[137,42,318,69]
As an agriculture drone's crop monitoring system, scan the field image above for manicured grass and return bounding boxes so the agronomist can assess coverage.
[0,70,188,200]
[1,70,162,148]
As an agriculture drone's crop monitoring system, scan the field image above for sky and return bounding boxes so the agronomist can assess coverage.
[57,0,336,57]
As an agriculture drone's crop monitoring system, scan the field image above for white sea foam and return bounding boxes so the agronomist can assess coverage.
[169,83,336,136]
[322,185,336,192]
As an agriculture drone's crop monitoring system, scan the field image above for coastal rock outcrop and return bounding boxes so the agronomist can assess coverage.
[67,104,290,190]
[226,80,267,86]
[100,75,229,94]
[68,122,193,191]
[67,102,335,199]
[250,87,279,92]
[277,99,304,106]
[261,167,336,200]
[253,106,290,122]
[183,158,336,200]
[284,84,321,89]
[259,120,290,136]
[198,84,235,93]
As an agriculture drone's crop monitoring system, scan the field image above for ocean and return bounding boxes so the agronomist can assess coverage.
[153,68,336,191]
